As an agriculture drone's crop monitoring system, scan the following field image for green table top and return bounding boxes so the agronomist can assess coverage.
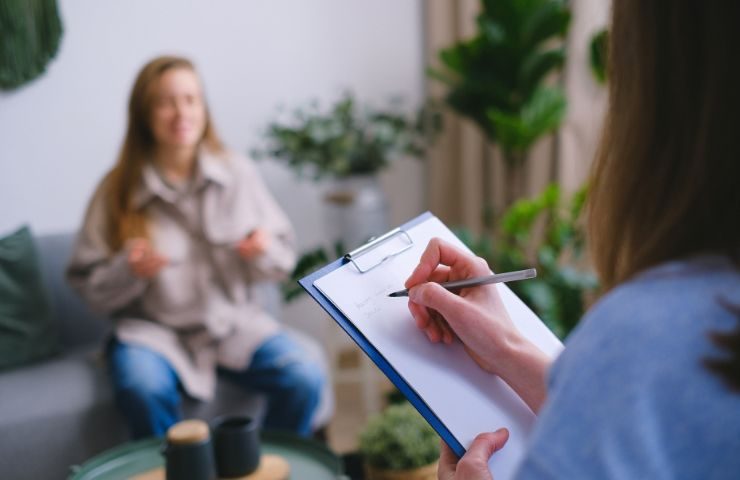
[68,431,345,480]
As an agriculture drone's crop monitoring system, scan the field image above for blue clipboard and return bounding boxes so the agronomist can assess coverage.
[298,211,466,457]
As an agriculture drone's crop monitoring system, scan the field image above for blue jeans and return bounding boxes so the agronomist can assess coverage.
[107,333,324,439]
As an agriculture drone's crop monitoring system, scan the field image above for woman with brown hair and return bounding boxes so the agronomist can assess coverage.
[67,56,325,439]
[407,2,740,478]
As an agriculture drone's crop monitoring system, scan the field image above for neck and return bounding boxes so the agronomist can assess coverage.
[154,145,197,183]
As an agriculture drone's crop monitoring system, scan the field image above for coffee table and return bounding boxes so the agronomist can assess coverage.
[68,431,345,480]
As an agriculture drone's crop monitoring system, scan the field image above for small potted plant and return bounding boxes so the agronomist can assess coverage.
[358,402,440,480]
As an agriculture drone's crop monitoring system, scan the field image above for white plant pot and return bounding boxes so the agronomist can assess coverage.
[323,175,389,252]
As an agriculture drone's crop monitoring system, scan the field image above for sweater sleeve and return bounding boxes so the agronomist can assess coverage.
[66,181,148,314]
[237,156,297,282]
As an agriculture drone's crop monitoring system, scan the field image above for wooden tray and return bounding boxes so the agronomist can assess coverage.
[68,431,344,480]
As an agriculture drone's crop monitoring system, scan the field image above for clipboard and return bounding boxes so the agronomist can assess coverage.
[299,211,562,477]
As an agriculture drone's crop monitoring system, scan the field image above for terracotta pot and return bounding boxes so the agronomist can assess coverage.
[364,461,438,480]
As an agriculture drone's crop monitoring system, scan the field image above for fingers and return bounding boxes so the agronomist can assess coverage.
[437,439,458,480]
[408,282,470,329]
[407,301,455,344]
[408,300,431,329]
[405,238,488,289]
[132,257,167,278]
[437,430,509,480]
[237,229,269,259]
[127,238,150,261]
[429,309,455,344]
[237,242,263,259]
[127,238,167,278]
[454,430,509,480]
[248,229,269,250]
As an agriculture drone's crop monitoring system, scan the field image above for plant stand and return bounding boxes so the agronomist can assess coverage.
[323,175,389,418]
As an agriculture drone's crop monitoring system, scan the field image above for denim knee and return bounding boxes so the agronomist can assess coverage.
[108,340,179,402]
[281,361,324,404]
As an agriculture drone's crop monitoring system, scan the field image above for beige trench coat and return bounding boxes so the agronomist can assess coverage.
[67,149,296,400]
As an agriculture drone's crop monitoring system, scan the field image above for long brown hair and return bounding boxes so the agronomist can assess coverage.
[101,56,223,251]
[588,2,740,387]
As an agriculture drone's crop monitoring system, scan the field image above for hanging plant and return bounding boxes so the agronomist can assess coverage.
[0,0,63,90]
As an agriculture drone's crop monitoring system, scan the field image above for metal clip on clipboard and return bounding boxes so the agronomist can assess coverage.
[344,227,414,273]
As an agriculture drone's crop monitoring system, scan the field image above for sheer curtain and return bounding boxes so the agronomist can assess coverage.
[423,0,609,231]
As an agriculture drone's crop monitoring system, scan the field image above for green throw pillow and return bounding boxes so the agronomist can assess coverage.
[0,225,57,370]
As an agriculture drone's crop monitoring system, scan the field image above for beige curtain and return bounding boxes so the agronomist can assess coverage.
[423,0,609,231]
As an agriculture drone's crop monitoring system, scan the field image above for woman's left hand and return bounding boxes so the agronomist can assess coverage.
[236,228,270,259]
[438,429,509,480]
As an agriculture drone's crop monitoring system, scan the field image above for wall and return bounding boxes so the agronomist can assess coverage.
[0,0,425,252]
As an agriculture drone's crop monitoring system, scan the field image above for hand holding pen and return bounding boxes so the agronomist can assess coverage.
[404,237,551,412]
[403,238,536,374]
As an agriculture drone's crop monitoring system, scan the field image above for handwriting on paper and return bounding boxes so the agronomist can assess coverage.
[353,283,393,322]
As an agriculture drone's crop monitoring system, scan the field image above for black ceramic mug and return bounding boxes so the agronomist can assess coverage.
[164,419,216,480]
[212,415,261,478]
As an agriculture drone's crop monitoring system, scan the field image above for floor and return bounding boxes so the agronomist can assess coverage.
[323,347,394,454]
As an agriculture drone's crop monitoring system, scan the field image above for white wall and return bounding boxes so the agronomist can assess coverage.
[0,0,425,251]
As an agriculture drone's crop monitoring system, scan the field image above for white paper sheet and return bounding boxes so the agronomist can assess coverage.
[314,215,563,478]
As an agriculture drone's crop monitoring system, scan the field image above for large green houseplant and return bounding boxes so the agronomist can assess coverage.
[430,0,571,219]
[429,0,591,338]
[359,402,439,480]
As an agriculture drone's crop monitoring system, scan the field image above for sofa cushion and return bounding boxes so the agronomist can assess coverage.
[34,232,111,350]
[0,225,58,369]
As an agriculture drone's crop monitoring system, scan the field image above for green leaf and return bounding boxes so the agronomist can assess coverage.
[520,1,571,50]
[479,18,507,45]
[519,48,565,94]
[488,86,566,153]
[589,28,609,84]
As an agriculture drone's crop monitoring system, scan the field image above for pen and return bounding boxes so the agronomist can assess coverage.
[387,268,537,298]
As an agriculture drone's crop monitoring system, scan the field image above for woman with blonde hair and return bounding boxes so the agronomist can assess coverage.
[406,1,740,478]
[68,56,324,439]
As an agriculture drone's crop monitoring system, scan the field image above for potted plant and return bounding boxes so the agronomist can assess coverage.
[253,92,439,251]
[358,402,440,480]
[429,0,571,223]
[254,92,438,179]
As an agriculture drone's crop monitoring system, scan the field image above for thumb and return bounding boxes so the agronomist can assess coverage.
[468,429,509,459]
[459,429,509,474]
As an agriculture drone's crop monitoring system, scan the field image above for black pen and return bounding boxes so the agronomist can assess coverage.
[388,268,537,298]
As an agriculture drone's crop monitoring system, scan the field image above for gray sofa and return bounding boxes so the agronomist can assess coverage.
[0,233,333,480]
